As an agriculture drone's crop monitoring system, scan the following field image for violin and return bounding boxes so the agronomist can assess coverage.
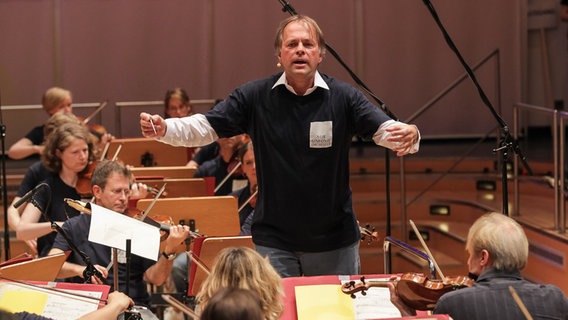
[79,100,110,143]
[359,224,378,243]
[342,273,474,310]
[64,198,200,241]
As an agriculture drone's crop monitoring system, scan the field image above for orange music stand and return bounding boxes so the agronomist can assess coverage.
[187,235,254,296]
[0,251,69,282]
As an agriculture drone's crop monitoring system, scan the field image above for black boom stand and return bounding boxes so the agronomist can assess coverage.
[420,0,532,214]
[0,93,9,260]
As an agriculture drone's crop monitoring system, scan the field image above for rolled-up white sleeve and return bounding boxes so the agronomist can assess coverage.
[158,114,219,147]
[372,120,420,154]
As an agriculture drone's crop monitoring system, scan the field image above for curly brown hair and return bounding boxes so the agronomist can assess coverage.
[42,122,96,174]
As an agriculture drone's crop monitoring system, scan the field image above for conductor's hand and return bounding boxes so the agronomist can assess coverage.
[140,112,166,138]
[386,124,419,157]
[387,281,417,317]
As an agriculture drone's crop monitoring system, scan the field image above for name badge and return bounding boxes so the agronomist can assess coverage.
[310,121,332,148]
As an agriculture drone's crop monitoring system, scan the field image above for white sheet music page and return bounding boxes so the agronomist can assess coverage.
[341,278,402,319]
[88,203,160,261]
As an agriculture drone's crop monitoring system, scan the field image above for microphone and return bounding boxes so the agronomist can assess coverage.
[13,182,49,209]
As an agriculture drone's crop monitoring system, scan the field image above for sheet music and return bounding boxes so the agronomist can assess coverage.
[0,282,103,320]
[341,278,401,319]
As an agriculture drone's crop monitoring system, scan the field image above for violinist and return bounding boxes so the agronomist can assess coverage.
[170,140,257,295]
[48,160,191,308]
[8,113,83,255]
[164,87,194,119]
[193,134,247,196]
[388,212,568,319]
[8,87,73,160]
[231,140,257,235]
[17,121,97,257]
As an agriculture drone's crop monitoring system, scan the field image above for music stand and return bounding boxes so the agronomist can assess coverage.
[187,235,253,296]
[0,251,69,281]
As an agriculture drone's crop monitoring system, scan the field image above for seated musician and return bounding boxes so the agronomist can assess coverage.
[230,140,256,235]
[170,140,257,294]
[17,122,97,257]
[8,113,83,255]
[8,87,112,161]
[195,247,283,320]
[193,134,248,196]
[388,212,568,319]
[8,87,73,160]
[48,160,191,308]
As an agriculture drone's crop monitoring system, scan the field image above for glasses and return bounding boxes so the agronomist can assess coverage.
[109,188,131,197]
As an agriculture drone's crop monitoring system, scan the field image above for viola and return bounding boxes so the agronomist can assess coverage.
[342,273,474,310]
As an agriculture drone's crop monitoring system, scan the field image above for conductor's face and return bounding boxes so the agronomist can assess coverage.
[278,20,323,82]
[93,172,130,214]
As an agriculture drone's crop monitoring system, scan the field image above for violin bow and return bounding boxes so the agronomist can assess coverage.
[99,142,111,161]
[111,144,122,161]
[83,100,108,125]
[161,294,200,319]
[409,219,445,280]
[0,275,107,305]
[188,250,211,275]
[509,286,534,320]
[238,187,258,213]
[138,182,167,222]
[214,161,242,193]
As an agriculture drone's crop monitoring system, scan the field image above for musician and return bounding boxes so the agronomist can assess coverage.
[141,15,419,277]
[200,287,264,320]
[170,140,257,294]
[8,87,73,160]
[164,87,193,119]
[193,134,247,196]
[388,212,568,319]
[8,113,83,255]
[48,160,191,307]
[195,247,283,320]
[231,140,256,235]
[17,122,97,257]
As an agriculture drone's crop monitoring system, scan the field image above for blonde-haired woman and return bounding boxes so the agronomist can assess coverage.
[196,246,284,320]
[8,87,73,159]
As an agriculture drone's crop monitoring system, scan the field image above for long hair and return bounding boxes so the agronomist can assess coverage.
[196,247,284,320]
[42,122,96,174]
[466,212,529,271]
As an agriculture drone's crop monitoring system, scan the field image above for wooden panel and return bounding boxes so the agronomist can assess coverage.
[136,197,240,237]
[130,166,197,179]
[188,236,254,296]
[107,138,190,167]
[136,178,209,198]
